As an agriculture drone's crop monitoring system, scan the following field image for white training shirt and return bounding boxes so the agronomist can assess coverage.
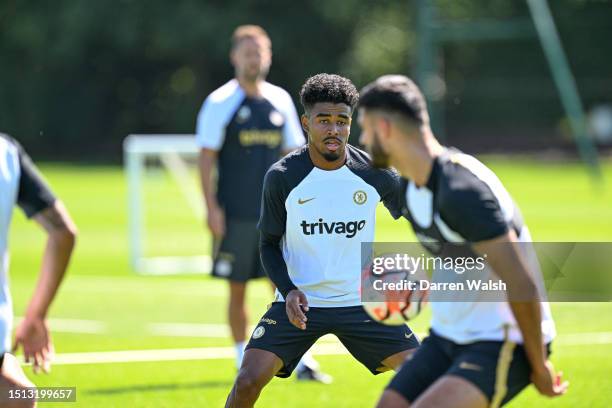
[258,145,402,307]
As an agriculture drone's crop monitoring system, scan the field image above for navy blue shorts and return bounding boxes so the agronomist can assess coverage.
[387,329,551,406]
[246,302,420,378]
[211,219,266,282]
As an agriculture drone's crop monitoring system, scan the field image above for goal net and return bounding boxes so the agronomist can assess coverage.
[123,134,211,275]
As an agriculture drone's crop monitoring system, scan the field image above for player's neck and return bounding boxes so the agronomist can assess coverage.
[237,77,264,97]
[392,133,443,187]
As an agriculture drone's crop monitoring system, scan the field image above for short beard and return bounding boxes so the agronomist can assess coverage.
[369,131,390,168]
[322,151,341,161]
[242,66,269,83]
[313,136,344,162]
[317,143,343,162]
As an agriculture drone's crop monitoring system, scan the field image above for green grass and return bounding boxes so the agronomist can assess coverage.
[7,157,612,407]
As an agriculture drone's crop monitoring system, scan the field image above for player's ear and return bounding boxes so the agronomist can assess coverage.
[229,46,238,67]
[374,117,387,140]
[301,114,310,134]
[379,117,393,140]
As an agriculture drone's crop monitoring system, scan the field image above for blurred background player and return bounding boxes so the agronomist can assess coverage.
[224,74,420,408]
[358,75,567,408]
[195,25,328,380]
[0,133,77,406]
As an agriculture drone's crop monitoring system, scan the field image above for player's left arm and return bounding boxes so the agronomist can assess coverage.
[379,167,403,219]
[12,142,77,373]
[473,233,567,397]
[279,90,306,155]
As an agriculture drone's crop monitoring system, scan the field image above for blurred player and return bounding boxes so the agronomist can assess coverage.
[195,25,327,380]
[357,75,567,407]
[224,73,420,407]
[0,133,77,407]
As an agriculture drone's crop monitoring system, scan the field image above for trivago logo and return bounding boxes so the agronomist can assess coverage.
[300,218,366,238]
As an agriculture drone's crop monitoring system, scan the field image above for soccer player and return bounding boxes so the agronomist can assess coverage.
[195,25,328,380]
[0,133,77,406]
[357,75,567,407]
[224,73,420,407]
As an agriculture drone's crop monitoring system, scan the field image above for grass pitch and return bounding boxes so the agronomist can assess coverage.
[7,157,612,407]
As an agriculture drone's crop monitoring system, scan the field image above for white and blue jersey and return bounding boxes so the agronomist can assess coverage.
[258,144,402,307]
[196,79,305,220]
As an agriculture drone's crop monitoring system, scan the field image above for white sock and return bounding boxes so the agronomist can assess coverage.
[297,350,319,371]
[235,341,246,369]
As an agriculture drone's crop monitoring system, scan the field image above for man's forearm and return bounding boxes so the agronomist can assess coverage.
[474,234,548,373]
[259,232,297,298]
[493,256,547,372]
[508,282,547,373]
[28,202,76,318]
[26,230,75,318]
[198,149,219,210]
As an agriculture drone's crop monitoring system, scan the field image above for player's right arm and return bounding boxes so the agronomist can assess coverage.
[198,149,225,238]
[196,97,226,238]
[258,168,308,330]
[259,233,308,329]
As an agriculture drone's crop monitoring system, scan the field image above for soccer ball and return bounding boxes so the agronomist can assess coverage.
[362,293,428,325]
[361,254,429,325]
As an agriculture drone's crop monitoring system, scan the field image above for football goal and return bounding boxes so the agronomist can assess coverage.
[123,134,211,275]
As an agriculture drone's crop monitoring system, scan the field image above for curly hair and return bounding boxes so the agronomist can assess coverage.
[299,73,359,113]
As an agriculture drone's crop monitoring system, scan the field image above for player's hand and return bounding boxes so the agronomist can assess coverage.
[285,290,309,330]
[12,316,54,374]
[531,360,568,397]
[207,204,225,238]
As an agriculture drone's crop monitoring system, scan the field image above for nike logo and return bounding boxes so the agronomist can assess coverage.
[405,332,414,339]
[298,197,315,205]
[459,361,483,371]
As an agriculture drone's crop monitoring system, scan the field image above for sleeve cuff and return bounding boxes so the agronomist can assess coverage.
[279,284,298,299]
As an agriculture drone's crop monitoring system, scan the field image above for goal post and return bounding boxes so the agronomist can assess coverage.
[123,134,212,275]
[415,0,601,180]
